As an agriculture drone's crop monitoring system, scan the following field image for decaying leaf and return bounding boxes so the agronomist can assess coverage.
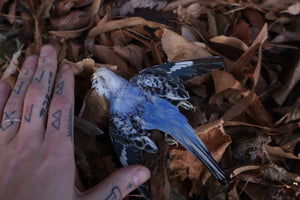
[1,45,22,81]
[162,28,211,62]
[210,35,249,60]
[265,144,299,160]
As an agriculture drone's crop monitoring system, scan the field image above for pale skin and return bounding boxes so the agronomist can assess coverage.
[0,45,150,200]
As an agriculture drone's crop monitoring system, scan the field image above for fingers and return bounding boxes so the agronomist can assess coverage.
[44,64,74,147]
[17,45,58,143]
[0,56,38,143]
[78,165,151,200]
[0,81,11,121]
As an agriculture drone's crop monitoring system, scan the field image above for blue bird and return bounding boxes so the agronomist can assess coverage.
[91,57,231,199]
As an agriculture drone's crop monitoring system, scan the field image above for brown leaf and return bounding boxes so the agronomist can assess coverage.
[50,11,89,31]
[162,28,212,62]
[273,55,300,105]
[243,9,265,28]
[265,145,299,160]
[113,44,145,72]
[227,23,268,76]
[88,45,137,77]
[231,165,261,177]
[79,90,110,129]
[210,35,248,60]
[88,17,167,37]
[87,0,102,17]
[49,24,90,38]
[163,0,198,11]
[1,45,22,81]
[284,2,300,15]
[229,19,250,45]
[8,0,16,24]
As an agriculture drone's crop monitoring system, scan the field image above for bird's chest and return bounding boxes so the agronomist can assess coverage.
[110,88,146,115]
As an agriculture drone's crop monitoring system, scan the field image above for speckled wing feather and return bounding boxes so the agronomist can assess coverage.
[109,112,158,156]
[130,67,189,101]
[130,56,225,101]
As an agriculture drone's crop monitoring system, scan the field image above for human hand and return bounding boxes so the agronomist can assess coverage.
[0,45,150,200]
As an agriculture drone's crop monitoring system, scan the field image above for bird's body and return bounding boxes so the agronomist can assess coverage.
[91,57,230,199]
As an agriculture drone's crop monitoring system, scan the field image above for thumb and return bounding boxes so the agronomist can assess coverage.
[77,165,150,200]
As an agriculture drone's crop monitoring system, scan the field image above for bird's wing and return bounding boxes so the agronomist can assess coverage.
[129,56,226,101]
[129,67,189,101]
[151,56,226,81]
[109,111,158,155]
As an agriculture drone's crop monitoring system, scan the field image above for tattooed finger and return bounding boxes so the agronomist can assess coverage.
[17,45,58,143]
[0,55,38,143]
[44,64,74,146]
[78,165,151,200]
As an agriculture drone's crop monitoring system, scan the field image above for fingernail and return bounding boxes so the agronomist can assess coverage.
[23,55,38,69]
[59,64,69,73]
[40,45,54,56]
[0,81,10,92]
[132,167,151,186]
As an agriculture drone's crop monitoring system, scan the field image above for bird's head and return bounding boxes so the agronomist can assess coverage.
[91,67,128,100]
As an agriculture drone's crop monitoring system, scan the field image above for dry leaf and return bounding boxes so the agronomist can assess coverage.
[273,56,300,105]
[231,165,261,177]
[79,90,110,129]
[113,44,144,72]
[243,9,265,28]
[50,11,90,31]
[207,10,217,36]
[8,0,16,24]
[88,45,136,76]
[1,45,22,81]
[210,35,248,60]
[285,2,300,15]
[163,0,198,11]
[229,19,250,45]
[265,145,299,160]
[227,23,268,76]
[88,17,167,37]
[162,28,211,62]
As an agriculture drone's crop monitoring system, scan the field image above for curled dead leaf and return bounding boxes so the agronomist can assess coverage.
[210,35,249,60]
[50,11,90,31]
[231,165,261,178]
[162,28,211,62]
[265,144,299,160]
[1,45,22,81]
[79,90,110,129]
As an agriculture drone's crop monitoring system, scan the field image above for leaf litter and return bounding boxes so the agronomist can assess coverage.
[1,0,300,199]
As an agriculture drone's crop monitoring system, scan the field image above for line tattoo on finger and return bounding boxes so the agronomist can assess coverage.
[51,109,62,130]
[67,104,73,140]
[1,110,17,131]
[33,70,45,83]
[55,82,64,95]
[105,186,122,200]
[40,71,54,117]
[24,104,34,122]
[126,182,133,190]
[14,81,25,95]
